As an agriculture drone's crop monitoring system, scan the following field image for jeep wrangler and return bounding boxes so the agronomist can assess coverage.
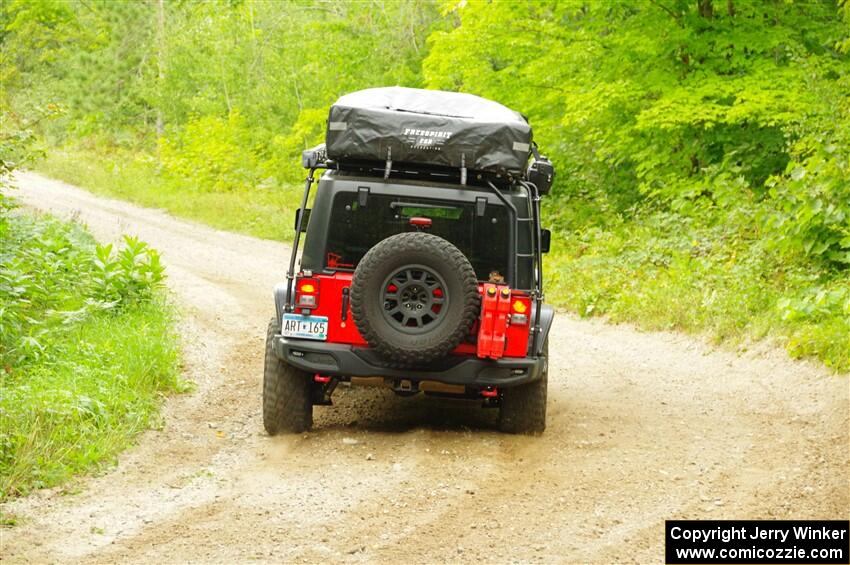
[264,87,555,434]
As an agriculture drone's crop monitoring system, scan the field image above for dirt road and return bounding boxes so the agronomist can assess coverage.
[3,171,848,564]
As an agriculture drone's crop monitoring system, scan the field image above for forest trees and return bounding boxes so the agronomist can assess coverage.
[1,0,440,186]
[425,0,849,265]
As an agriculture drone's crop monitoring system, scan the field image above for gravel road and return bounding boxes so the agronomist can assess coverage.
[2,171,848,564]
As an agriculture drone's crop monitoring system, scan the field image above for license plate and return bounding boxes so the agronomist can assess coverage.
[281,314,328,341]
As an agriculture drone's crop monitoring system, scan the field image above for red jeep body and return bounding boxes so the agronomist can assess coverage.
[291,271,532,358]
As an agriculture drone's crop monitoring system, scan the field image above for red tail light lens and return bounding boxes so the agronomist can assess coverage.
[509,296,530,325]
[296,278,319,309]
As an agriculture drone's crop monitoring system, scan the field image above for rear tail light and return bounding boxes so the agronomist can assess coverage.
[510,297,530,325]
[409,217,432,228]
[296,278,319,310]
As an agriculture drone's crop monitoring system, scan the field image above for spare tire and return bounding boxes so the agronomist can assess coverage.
[350,232,479,365]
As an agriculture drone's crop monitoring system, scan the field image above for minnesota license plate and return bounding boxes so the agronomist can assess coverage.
[281,313,328,341]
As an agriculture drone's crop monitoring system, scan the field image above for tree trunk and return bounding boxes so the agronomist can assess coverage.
[698,0,714,19]
[155,0,165,138]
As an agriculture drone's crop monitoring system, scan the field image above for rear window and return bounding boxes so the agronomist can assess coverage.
[323,192,510,282]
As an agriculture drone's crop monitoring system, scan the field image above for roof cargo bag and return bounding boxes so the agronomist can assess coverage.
[325,87,532,176]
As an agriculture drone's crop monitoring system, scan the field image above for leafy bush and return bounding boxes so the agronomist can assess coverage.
[764,124,850,266]
[159,110,271,192]
[91,236,164,304]
[0,211,181,499]
[269,107,329,184]
[1,216,165,368]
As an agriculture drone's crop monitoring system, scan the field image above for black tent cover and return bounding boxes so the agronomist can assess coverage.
[325,87,532,175]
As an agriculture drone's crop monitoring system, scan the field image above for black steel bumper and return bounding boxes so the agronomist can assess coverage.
[273,336,545,388]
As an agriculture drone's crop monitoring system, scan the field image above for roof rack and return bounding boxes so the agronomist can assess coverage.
[302,144,519,189]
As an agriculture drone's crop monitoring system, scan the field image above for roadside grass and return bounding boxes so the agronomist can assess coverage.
[0,210,185,499]
[37,149,849,372]
[0,301,183,498]
[546,208,849,372]
[38,148,300,241]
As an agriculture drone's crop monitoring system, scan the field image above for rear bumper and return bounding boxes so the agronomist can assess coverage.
[273,335,545,388]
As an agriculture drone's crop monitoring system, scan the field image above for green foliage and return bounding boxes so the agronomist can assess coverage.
[425,0,850,268]
[39,148,299,240]
[1,102,60,213]
[159,109,272,191]
[0,114,38,180]
[547,210,849,372]
[0,298,182,499]
[0,3,175,500]
[2,0,440,183]
[0,212,181,499]
[91,236,165,304]
[763,80,850,265]
[0,215,165,367]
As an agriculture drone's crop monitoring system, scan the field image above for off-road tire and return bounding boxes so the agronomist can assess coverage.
[350,232,479,366]
[498,340,548,434]
[263,317,313,434]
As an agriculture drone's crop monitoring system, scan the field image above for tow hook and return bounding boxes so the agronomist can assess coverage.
[313,374,337,406]
[480,386,499,398]
[391,379,419,397]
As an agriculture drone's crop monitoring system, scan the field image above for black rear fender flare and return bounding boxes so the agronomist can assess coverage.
[531,304,555,357]
[273,282,291,322]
